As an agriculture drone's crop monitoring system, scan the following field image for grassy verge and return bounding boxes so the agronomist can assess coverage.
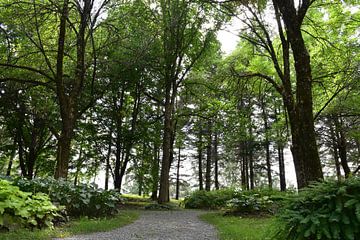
[0,210,139,240]
[200,212,275,240]
[121,194,183,210]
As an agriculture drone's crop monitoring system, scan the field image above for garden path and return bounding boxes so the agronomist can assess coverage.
[56,210,218,240]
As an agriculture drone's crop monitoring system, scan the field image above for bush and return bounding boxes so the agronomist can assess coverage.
[274,177,360,240]
[13,178,122,218]
[0,179,59,230]
[226,195,274,215]
[183,189,237,209]
[183,188,286,213]
[226,189,288,215]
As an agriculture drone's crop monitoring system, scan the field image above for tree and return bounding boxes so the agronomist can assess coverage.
[0,0,110,179]
[157,0,220,203]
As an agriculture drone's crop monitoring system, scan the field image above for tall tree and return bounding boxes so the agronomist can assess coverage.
[157,0,219,203]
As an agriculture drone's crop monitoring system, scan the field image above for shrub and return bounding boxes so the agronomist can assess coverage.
[0,179,59,230]
[226,189,288,215]
[274,177,360,240]
[13,178,122,218]
[226,195,274,215]
[183,188,237,209]
[183,188,286,212]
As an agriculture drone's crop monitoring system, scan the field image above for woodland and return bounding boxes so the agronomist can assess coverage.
[0,0,359,239]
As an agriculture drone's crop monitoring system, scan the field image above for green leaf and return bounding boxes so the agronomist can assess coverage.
[355,203,360,222]
[344,225,354,240]
[344,199,358,208]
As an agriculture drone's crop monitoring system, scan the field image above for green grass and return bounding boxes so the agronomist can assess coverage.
[122,194,184,210]
[0,210,139,240]
[200,212,275,240]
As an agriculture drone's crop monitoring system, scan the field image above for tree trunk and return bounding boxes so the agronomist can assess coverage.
[54,0,73,179]
[278,144,286,191]
[213,132,219,190]
[26,117,44,179]
[158,82,173,203]
[248,123,255,190]
[248,142,254,190]
[329,121,341,181]
[205,120,212,191]
[244,154,249,190]
[6,139,16,176]
[175,146,181,200]
[198,127,204,191]
[105,129,112,190]
[261,102,272,189]
[239,142,246,190]
[274,0,323,188]
[73,146,83,186]
[334,116,350,177]
[55,124,73,179]
[118,83,141,191]
[151,142,160,200]
[113,89,125,190]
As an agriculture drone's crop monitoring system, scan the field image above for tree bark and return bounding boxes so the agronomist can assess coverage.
[158,80,174,203]
[198,127,204,190]
[274,0,324,188]
[105,129,112,190]
[114,88,125,190]
[278,144,286,191]
[205,120,212,191]
[261,101,272,189]
[151,142,160,200]
[334,116,350,177]
[175,146,181,200]
[329,120,341,181]
[6,139,16,176]
[248,122,255,190]
[213,132,219,190]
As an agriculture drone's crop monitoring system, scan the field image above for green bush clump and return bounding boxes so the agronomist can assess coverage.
[226,195,274,215]
[13,178,122,218]
[274,177,360,240]
[226,189,288,215]
[183,188,286,212]
[0,179,59,230]
[183,188,237,209]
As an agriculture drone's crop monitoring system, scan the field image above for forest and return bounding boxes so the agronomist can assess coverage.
[0,0,359,239]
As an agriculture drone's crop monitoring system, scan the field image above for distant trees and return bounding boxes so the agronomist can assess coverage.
[0,0,359,198]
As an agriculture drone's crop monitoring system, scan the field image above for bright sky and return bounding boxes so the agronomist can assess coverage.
[217,18,241,55]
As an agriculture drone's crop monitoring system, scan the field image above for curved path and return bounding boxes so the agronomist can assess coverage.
[58,210,218,240]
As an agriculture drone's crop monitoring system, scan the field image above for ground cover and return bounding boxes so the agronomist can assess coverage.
[0,210,138,240]
[200,212,275,240]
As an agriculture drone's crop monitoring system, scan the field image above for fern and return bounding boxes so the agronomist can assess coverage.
[274,177,360,240]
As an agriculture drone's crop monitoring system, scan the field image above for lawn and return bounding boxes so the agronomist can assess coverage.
[200,212,275,240]
[0,210,139,240]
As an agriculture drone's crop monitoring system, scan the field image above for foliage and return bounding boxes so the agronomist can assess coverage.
[13,178,122,218]
[200,212,274,240]
[274,177,360,240]
[0,210,139,240]
[183,189,237,209]
[183,188,287,212]
[226,195,274,215]
[0,179,59,230]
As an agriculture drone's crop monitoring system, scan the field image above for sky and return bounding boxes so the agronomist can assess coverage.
[217,18,241,55]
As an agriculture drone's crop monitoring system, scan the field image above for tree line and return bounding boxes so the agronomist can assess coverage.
[0,0,359,202]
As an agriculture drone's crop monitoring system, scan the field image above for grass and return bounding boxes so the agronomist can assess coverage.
[0,210,139,240]
[121,194,183,210]
[200,212,275,240]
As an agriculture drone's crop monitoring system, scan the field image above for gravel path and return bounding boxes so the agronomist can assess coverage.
[57,210,218,240]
